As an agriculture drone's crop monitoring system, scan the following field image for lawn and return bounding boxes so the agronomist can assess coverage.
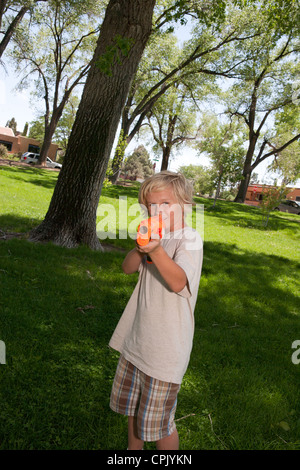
[0,164,300,450]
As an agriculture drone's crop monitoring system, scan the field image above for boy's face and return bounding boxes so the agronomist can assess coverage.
[145,187,184,232]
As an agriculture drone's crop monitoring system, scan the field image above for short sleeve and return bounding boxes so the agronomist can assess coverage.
[173,229,203,298]
[138,255,147,272]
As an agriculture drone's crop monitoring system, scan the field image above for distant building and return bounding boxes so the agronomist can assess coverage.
[0,126,59,161]
[246,184,300,206]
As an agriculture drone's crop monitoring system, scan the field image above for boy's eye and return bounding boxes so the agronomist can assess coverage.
[148,202,169,210]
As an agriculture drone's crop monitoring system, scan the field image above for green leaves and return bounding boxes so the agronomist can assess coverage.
[259,185,289,227]
[96,35,135,76]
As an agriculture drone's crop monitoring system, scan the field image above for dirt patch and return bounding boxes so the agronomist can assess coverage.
[0,230,127,251]
[101,242,126,253]
[0,230,27,241]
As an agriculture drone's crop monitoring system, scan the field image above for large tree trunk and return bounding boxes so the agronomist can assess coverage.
[29,0,155,249]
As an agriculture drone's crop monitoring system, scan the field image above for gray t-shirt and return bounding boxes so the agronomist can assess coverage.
[109,226,203,384]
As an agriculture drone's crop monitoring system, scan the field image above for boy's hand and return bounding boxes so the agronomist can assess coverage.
[136,237,161,255]
[136,236,187,293]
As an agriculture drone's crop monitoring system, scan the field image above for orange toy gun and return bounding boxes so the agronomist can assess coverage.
[136,215,165,262]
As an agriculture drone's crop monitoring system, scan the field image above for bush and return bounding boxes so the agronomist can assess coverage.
[259,185,289,227]
[0,144,8,159]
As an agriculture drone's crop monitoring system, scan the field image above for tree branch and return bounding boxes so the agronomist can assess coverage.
[252,133,300,169]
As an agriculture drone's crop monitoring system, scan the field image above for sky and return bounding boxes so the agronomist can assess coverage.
[0,18,297,186]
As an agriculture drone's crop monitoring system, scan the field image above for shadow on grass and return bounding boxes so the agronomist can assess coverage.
[196,197,300,232]
[0,231,299,449]
[0,214,42,233]
[178,241,300,449]
[101,183,141,200]
[0,214,136,252]
[0,236,134,450]
[0,165,58,190]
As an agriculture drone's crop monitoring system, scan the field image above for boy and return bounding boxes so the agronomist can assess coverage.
[109,171,203,450]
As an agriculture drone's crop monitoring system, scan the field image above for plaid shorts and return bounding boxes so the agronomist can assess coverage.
[110,355,180,442]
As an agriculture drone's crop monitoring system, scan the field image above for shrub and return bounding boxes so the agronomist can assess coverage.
[0,144,8,159]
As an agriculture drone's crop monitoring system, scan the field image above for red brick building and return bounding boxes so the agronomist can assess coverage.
[0,126,59,161]
[246,184,300,206]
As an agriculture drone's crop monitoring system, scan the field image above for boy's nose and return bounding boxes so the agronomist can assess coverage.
[150,205,159,216]
[150,204,165,217]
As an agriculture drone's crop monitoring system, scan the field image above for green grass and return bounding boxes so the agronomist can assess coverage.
[0,165,300,450]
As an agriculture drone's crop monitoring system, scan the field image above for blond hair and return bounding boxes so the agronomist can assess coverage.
[138,171,194,209]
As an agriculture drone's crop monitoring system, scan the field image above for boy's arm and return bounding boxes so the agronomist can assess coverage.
[150,246,187,293]
[122,248,144,274]
[137,240,187,293]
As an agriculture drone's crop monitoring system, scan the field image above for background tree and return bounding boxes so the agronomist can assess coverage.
[28,95,79,156]
[222,11,300,202]
[260,184,289,227]
[28,117,45,142]
[5,116,17,134]
[0,0,48,60]
[179,164,213,195]
[123,145,154,180]
[144,81,201,170]
[53,95,79,155]
[11,0,104,165]
[196,113,245,206]
[22,122,29,136]
[267,106,300,185]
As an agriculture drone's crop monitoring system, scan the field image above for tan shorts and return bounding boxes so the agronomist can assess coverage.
[110,355,180,442]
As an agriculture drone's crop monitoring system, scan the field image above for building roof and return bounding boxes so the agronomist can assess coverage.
[248,184,300,190]
[0,126,15,137]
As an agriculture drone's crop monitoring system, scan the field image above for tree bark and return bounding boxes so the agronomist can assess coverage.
[213,166,223,208]
[234,170,251,203]
[0,5,28,59]
[234,132,258,203]
[29,0,156,249]
[161,146,171,171]
[39,115,61,166]
[0,1,48,59]
[160,114,177,171]
[38,99,69,166]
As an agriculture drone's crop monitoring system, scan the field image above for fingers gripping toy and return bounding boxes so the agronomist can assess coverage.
[136,215,165,246]
[136,215,165,262]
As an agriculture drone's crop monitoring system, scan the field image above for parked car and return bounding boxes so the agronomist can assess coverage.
[20,152,39,164]
[21,152,62,169]
[46,157,62,169]
[274,200,300,215]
